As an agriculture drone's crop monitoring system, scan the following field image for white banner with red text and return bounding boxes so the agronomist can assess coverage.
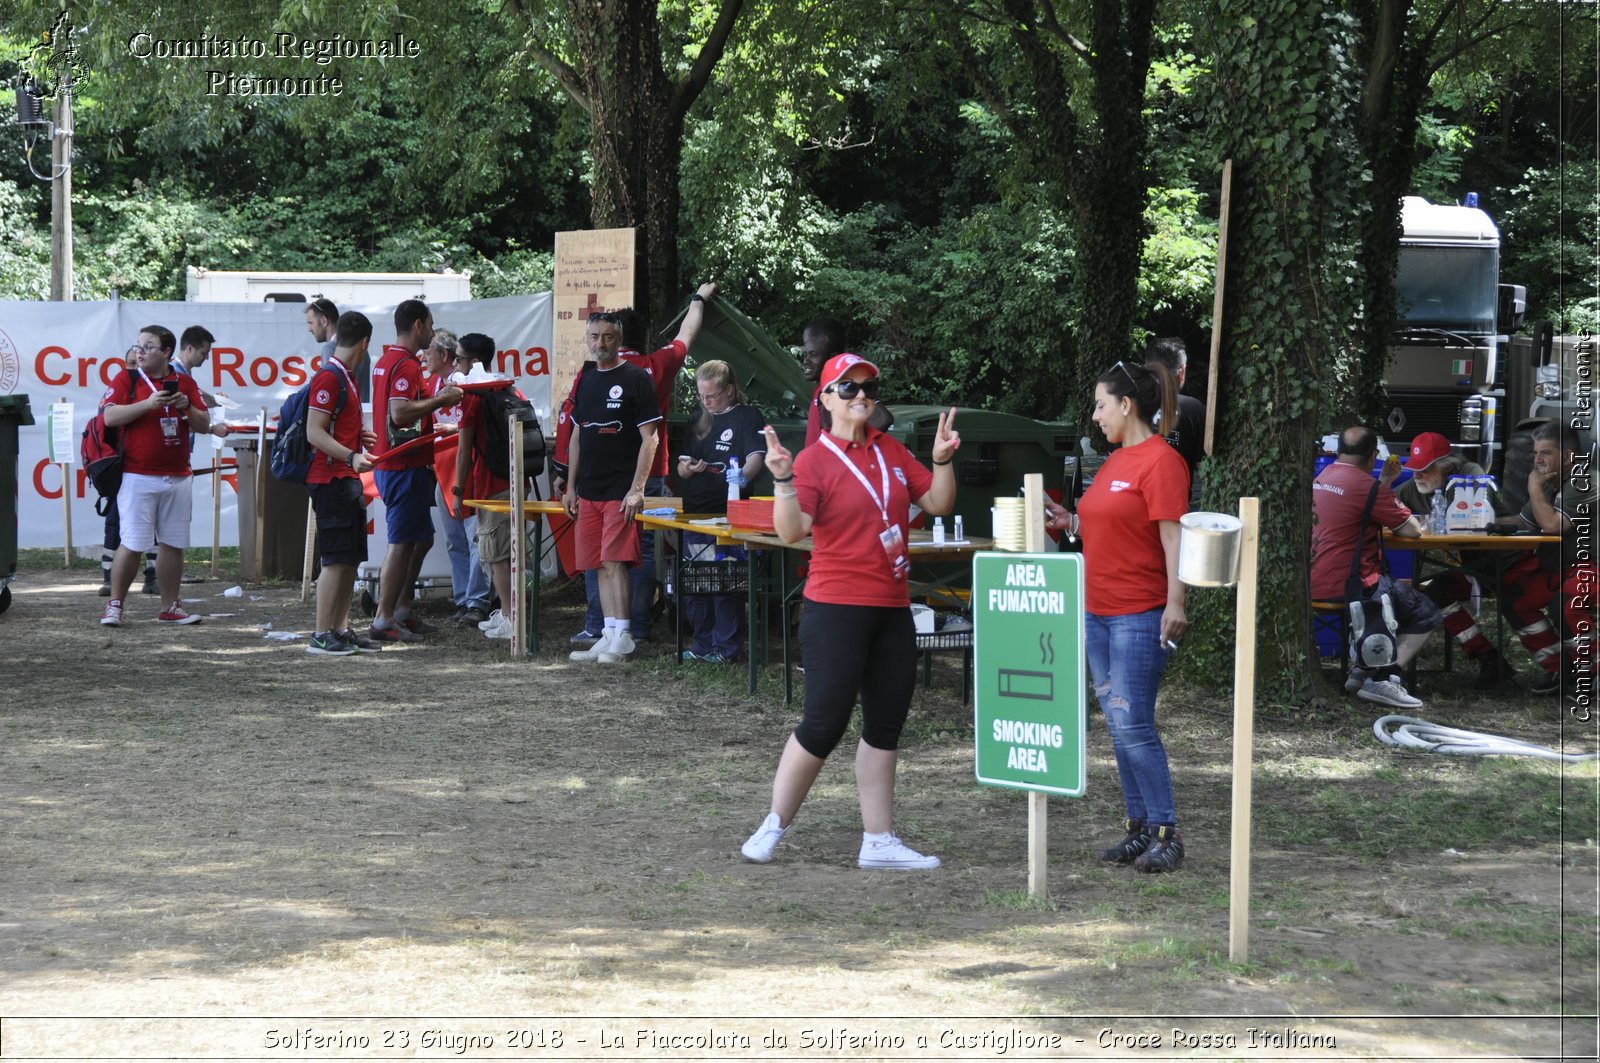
[0,295,552,549]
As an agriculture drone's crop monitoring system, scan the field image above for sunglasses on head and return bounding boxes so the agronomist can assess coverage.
[588,311,619,324]
[826,378,880,400]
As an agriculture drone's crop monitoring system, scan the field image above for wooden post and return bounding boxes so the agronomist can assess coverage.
[211,452,222,571]
[60,463,73,567]
[49,68,73,303]
[1022,472,1050,900]
[56,396,72,566]
[1204,159,1233,457]
[253,406,268,579]
[508,414,528,657]
[299,503,316,603]
[1228,497,1261,962]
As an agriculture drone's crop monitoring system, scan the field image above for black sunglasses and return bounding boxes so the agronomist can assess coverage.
[588,311,620,324]
[826,378,880,400]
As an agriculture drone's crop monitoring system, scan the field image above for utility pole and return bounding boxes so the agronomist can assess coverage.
[49,64,73,302]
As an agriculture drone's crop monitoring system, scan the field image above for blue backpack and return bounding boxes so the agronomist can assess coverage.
[269,370,349,485]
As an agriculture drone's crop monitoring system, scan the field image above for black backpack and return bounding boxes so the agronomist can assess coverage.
[478,386,545,480]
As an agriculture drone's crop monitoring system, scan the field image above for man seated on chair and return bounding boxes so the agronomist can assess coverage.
[1310,426,1441,709]
[1395,431,1559,690]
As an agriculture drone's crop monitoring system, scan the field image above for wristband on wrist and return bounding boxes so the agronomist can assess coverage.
[689,293,705,303]
[932,457,952,466]
[346,451,357,468]
[772,474,794,483]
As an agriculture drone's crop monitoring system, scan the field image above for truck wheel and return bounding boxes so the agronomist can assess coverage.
[0,585,11,616]
[1501,425,1539,515]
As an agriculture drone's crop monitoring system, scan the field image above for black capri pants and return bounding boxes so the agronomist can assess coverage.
[794,601,918,757]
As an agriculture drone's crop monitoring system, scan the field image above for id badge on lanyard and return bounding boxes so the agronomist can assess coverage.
[821,436,909,581]
[141,368,182,447]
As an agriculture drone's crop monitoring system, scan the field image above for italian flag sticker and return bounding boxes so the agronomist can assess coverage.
[1451,359,1473,375]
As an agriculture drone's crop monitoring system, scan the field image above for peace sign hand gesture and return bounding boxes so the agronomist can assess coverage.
[762,426,793,481]
[931,407,961,465]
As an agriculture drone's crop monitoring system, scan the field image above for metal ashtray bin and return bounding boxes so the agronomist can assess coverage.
[1178,511,1243,587]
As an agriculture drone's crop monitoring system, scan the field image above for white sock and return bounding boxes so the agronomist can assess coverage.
[862,831,894,845]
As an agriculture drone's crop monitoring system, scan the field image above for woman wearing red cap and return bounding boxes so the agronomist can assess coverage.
[742,353,960,870]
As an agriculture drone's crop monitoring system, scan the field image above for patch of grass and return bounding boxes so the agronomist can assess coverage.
[981,889,1058,912]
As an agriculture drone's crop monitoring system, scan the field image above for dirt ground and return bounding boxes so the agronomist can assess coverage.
[1,558,1596,1061]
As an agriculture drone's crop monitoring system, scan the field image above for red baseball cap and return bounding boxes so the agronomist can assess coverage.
[1405,432,1452,471]
[819,352,880,392]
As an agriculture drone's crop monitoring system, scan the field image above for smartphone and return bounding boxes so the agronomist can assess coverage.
[162,378,180,396]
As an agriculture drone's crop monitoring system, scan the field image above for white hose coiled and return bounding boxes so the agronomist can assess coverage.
[1373,715,1599,762]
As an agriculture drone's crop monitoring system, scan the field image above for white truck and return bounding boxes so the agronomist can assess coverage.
[185,267,472,304]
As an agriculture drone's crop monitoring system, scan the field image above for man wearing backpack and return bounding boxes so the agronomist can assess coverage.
[1309,426,1439,708]
[370,299,462,642]
[450,333,520,641]
[302,311,379,655]
[98,326,212,628]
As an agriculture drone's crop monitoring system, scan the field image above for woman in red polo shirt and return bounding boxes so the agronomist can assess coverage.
[740,353,959,871]
[1046,360,1190,873]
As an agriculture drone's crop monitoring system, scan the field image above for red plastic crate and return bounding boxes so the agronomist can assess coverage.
[726,497,776,532]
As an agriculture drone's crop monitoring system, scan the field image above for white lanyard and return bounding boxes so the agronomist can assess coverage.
[819,434,892,527]
[138,367,173,410]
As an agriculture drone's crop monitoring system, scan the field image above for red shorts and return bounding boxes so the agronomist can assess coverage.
[576,497,641,569]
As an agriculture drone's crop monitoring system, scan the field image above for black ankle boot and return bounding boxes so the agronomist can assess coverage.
[1100,819,1151,864]
[1134,825,1185,873]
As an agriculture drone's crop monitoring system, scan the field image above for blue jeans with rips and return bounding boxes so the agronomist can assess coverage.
[1085,607,1177,827]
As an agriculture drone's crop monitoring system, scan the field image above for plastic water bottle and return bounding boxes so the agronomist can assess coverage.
[725,462,743,503]
[1430,491,1447,535]
[953,514,964,542]
[932,517,946,545]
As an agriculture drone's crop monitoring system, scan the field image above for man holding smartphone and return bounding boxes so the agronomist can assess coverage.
[98,326,212,627]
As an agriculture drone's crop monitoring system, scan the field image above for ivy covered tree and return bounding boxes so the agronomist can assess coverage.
[1197,0,1367,702]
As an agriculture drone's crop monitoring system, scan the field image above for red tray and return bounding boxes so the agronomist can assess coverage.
[727,497,776,532]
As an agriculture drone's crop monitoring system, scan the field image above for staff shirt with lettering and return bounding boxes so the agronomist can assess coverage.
[571,361,661,501]
[1309,460,1412,600]
[619,340,687,478]
[793,427,932,608]
[1078,434,1189,615]
[304,365,360,485]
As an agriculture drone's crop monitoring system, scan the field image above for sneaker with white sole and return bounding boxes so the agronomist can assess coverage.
[482,612,514,639]
[597,630,636,663]
[741,812,788,863]
[569,629,615,662]
[157,602,202,625]
[858,834,941,871]
[1357,675,1423,709]
[478,609,506,631]
[306,631,357,656]
[100,599,124,627]
[1343,666,1371,696]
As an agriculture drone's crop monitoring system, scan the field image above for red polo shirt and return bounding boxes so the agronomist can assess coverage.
[1078,435,1189,615]
[104,370,206,477]
[620,339,687,478]
[304,360,361,485]
[793,428,933,608]
[372,344,430,469]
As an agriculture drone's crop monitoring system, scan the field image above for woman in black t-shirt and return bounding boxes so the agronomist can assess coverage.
[675,360,765,663]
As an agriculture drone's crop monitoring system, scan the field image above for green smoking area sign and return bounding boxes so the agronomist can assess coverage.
[972,551,1087,796]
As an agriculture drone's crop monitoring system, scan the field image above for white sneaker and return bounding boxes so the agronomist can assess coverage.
[1357,676,1423,709]
[1343,666,1371,695]
[477,608,505,631]
[569,628,614,662]
[858,834,941,871]
[741,812,788,863]
[482,612,514,640]
[597,630,636,664]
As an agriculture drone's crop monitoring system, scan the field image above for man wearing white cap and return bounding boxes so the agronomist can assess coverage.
[1395,431,1560,689]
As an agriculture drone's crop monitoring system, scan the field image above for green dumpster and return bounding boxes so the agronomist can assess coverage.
[0,393,37,615]
[885,404,1079,538]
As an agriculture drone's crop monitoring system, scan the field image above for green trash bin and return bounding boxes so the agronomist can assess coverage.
[0,393,37,615]
[885,404,1079,538]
